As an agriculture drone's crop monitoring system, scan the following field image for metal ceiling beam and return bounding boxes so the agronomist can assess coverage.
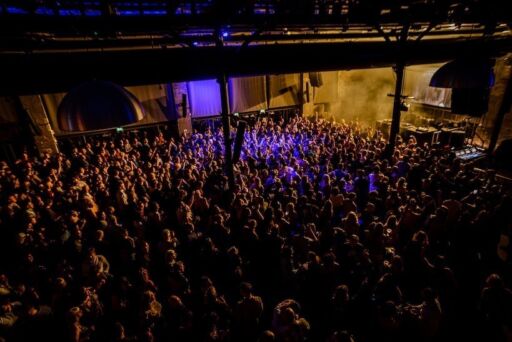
[415,22,437,42]
[0,27,506,52]
[1,37,511,95]
[0,11,511,36]
[387,24,409,154]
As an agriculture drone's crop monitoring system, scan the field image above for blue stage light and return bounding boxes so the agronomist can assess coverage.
[175,5,192,15]
[7,7,29,14]
[35,7,55,15]
[58,9,82,16]
[142,10,167,15]
[84,9,102,16]
[117,10,140,16]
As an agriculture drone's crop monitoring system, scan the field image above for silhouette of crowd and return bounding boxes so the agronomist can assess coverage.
[1,116,512,342]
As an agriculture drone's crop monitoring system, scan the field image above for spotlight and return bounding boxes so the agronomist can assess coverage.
[222,31,229,38]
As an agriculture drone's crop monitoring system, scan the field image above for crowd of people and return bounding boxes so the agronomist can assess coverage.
[0,115,512,342]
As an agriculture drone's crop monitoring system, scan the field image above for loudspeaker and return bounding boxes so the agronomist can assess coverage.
[309,72,323,87]
[451,88,489,116]
[449,130,466,149]
[169,117,192,137]
[440,128,453,146]
[232,120,247,163]
[181,94,188,118]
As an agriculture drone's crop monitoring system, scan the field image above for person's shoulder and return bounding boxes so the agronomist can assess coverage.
[250,295,263,304]
[98,254,109,262]
[480,287,495,301]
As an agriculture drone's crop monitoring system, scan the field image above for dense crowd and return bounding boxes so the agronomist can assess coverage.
[0,116,512,342]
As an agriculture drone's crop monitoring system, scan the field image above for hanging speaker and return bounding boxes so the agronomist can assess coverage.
[57,81,145,132]
[309,72,323,87]
[451,88,490,116]
[232,120,247,163]
[430,58,495,89]
[430,58,495,117]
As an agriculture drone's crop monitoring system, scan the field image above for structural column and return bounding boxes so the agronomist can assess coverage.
[218,73,235,193]
[381,23,409,157]
[167,83,192,137]
[388,61,406,154]
[18,95,59,155]
[488,67,512,154]
[298,72,304,115]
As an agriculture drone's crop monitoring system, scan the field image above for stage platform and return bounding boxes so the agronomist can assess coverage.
[376,119,470,149]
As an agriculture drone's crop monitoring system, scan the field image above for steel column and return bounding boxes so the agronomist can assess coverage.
[388,61,406,152]
[218,73,235,192]
[488,67,512,154]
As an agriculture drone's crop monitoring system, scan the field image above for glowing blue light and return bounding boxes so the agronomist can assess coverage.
[186,79,222,117]
[222,31,229,38]
[84,9,102,16]
[35,7,55,15]
[58,9,82,16]
[175,6,192,15]
[7,7,29,14]
[192,42,199,46]
[143,10,167,15]
[117,10,140,16]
